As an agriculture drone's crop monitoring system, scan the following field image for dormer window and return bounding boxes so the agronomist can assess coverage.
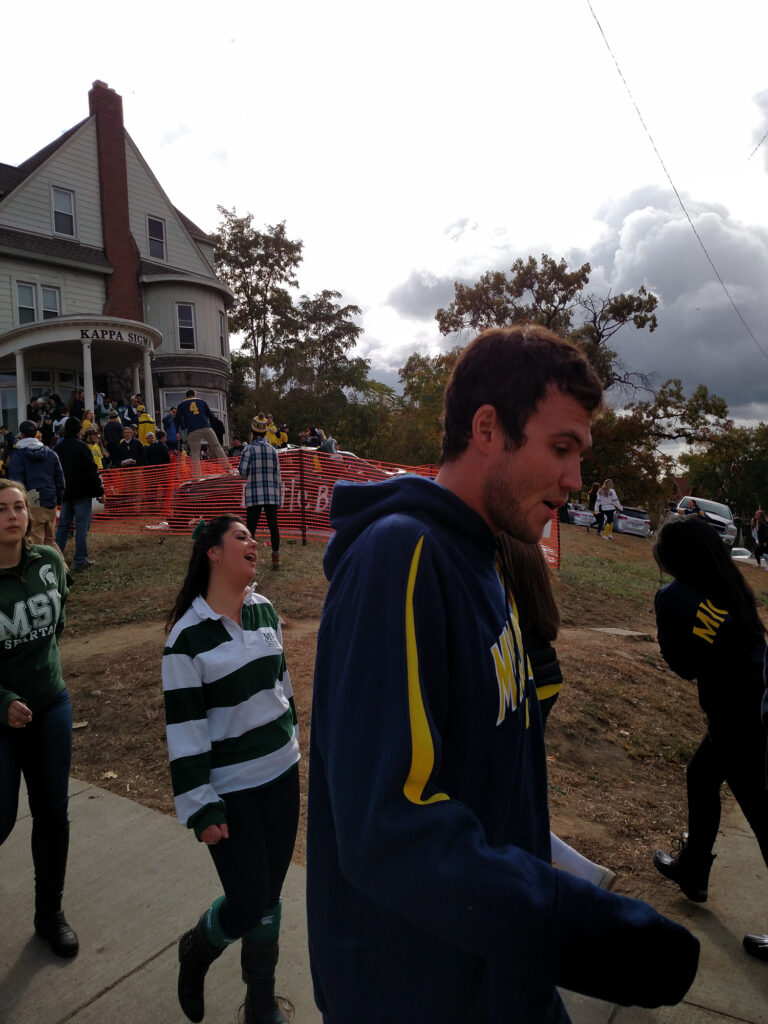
[52,186,76,236]
[148,216,166,260]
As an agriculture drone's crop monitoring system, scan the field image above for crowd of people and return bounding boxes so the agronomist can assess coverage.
[5,328,768,1024]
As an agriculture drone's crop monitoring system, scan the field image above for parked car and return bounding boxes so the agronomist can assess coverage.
[673,497,737,548]
[561,502,597,529]
[731,547,754,561]
[614,506,652,538]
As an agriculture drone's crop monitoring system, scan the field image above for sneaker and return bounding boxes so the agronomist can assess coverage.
[74,559,95,571]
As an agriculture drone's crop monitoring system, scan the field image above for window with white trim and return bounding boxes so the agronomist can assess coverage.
[17,283,37,324]
[52,186,76,236]
[218,310,227,357]
[176,303,196,349]
[16,282,62,324]
[41,286,61,319]
[147,216,166,260]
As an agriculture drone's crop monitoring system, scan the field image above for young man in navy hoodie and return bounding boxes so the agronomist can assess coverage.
[307,325,700,1024]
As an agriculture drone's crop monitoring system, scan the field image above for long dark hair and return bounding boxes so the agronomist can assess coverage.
[654,516,764,640]
[497,534,560,641]
[166,515,245,632]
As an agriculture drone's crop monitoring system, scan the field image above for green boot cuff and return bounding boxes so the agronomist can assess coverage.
[204,895,237,949]
[243,898,282,945]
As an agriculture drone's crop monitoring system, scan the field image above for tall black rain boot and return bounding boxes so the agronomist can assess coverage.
[653,834,716,902]
[178,914,225,1023]
[241,939,291,1024]
[32,821,79,957]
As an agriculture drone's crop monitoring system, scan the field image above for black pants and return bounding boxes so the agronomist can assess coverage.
[246,504,280,553]
[687,719,768,869]
[208,765,299,938]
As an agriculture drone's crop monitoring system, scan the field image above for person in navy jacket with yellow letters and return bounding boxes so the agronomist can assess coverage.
[307,326,699,1024]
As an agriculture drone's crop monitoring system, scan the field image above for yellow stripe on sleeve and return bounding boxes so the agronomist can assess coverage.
[403,536,450,806]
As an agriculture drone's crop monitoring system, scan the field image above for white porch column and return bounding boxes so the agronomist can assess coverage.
[82,340,95,418]
[15,350,28,424]
[132,365,141,396]
[142,349,155,422]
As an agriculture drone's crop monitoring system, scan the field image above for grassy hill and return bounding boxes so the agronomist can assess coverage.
[62,520,768,899]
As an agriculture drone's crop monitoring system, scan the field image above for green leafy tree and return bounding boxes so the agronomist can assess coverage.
[213,209,303,387]
[382,348,462,465]
[680,422,768,522]
[435,253,658,390]
[271,289,365,394]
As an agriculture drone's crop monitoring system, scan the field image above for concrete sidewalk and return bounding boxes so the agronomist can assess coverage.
[1,779,767,1023]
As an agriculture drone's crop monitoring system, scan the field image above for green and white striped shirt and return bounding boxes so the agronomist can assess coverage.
[162,587,299,838]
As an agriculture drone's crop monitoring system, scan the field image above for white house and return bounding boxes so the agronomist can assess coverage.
[0,80,233,433]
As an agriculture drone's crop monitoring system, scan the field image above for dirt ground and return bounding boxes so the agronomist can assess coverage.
[62,604,704,903]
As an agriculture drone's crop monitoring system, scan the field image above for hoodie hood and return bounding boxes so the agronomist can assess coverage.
[14,436,45,456]
[324,475,495,580]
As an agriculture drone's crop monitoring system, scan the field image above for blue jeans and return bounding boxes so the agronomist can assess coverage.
[0,689,72,844]
[55,497,93,568]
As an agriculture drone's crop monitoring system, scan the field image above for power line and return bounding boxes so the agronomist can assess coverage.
[586,0,768,364]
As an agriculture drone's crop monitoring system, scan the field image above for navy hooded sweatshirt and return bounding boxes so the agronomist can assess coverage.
[307,476,699,1024]
[9,438,65,509]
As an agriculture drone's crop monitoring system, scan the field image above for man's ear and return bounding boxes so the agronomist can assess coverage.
[471,404,500,451]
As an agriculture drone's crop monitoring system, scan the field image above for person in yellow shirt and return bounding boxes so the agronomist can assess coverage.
[137,406,157,446]
[265,414,281,448]
[83,427,105,470]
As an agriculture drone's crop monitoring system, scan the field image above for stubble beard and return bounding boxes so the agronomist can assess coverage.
[482,473,540,544]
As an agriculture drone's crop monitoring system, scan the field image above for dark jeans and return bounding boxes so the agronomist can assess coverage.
[55,496,93,568]
[0,689,72,844]
[208,765,299,938]
[687,721,768,868]
[246,504,280,553]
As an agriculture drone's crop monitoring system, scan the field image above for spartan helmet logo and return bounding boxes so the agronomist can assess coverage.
[39,563,57,588]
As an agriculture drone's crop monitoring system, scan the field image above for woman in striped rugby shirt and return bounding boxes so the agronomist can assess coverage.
[163,515,299,1024]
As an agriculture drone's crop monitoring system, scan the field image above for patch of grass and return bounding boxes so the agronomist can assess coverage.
[65,532,329,635]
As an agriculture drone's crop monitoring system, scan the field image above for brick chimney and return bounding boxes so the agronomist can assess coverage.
[88,81,143,320]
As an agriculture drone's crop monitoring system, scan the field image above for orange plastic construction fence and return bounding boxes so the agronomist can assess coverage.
[91,448,561,566]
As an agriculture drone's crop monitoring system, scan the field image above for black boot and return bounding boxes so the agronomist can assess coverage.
[32,821,79,957]
[241,939,291,1024]
[178,914,225,1023]
[653,834,715,902]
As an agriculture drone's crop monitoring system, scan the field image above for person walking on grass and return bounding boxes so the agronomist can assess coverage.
[238,414,283,570]
[9,420,66,551]
[652,514,768,962]
[307,324,699,1024]
[54,418,103,572]
[595,478,622,539]
[586,481,600,533]
[0,479,78,958]
[163,516,299,1023]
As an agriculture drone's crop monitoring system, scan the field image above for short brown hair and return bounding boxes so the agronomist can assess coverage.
[441,324,602,462]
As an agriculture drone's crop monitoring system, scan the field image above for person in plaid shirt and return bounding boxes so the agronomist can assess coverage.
[238,413,283,569]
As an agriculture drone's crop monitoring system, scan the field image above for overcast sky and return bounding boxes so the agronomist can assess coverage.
[5,1,768,421]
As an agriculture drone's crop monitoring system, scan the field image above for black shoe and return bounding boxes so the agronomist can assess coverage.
[653,836,715,902]
[744,934,768,961]
[34,910,79,957]
[241,939,291,1024]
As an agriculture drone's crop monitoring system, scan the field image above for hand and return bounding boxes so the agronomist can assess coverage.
[7,700,32,728]
[200,823,229,846]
